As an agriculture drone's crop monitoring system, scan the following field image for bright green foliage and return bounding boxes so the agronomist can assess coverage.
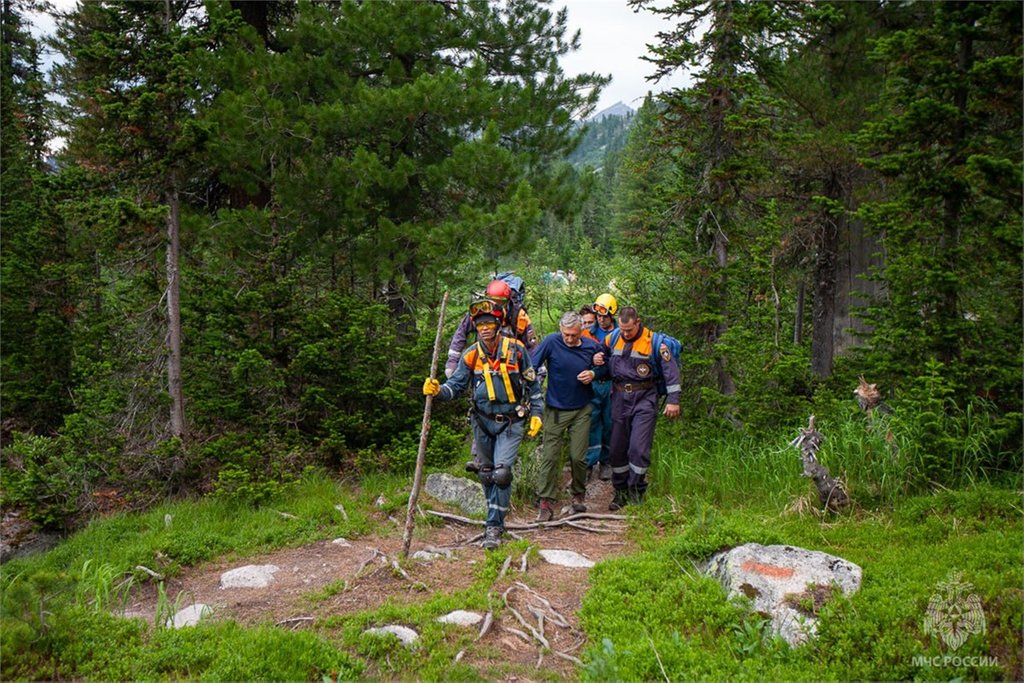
[580,486,1022,681]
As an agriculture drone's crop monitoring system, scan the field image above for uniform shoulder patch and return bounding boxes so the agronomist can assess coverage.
[660,344,671,362]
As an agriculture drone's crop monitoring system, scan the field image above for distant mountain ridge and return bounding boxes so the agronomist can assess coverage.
[587,101,634,122]
[567,101,636,170]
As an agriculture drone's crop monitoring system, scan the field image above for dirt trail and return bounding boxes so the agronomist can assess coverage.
[122,476,633,680]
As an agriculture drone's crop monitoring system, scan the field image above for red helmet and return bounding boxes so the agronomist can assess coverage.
[485,279,512,303]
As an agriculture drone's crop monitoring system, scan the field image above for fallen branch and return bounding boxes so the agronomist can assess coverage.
[503,585,549,649]
[426,509,626,529]
[648,635,670,683]
[503,625,533,644]
[519,547,531,573]
[553,651,584,666]
[476,611,494,641]
[514,581,571,628]
[276,616,314,629]
[498,555,513,579]
[134,565,164,580]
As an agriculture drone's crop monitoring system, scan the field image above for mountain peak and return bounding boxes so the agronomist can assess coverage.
[587,101,634,122]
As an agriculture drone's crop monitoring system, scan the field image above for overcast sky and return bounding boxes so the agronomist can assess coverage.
[559,0,692,115]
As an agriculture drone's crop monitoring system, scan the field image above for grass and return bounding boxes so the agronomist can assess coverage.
[579,486,1022,681]
[1,412,1020,681]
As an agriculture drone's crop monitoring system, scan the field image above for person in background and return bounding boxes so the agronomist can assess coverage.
[445,278,537,378]
[604,306,680,510]
[531,311,605,521]
[581,294,618,481]
[424,304,544,549]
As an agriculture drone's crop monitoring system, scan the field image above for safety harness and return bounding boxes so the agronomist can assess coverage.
[465,337,529,437]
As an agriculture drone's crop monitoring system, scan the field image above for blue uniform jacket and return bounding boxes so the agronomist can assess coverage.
[438,338,543,419]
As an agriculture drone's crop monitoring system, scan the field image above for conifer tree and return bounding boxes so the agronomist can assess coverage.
[52,0,215,441]
[856,1,1022,399]
[1,0,70,433]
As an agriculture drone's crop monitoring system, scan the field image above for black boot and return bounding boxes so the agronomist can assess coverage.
[628,487,645,505]
[608,489,629,511]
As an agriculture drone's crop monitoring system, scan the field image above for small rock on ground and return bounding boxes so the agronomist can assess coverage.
[437,610,483,626]
[220,564,280,589]
[364,624,419,646]
[539,549,594,568]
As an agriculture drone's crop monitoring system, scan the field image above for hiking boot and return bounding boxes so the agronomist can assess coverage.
[571,494,587,514]
[482,525,502,550]
[598,463,613,481]
[465,458,480,473]
[608,489,629,511]
[536,499,555,523]
[629,487,646,505]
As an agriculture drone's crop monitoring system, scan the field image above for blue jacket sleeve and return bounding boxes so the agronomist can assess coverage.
[658,341,681,404]
[520,345,544,418]
[439,347,473,400]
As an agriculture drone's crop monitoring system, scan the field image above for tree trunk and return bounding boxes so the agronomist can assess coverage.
[810,204,838,378]
[166,178,185,439]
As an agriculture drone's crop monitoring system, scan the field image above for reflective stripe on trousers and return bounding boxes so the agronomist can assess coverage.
[472,417,524,528]
[608,388,657,492]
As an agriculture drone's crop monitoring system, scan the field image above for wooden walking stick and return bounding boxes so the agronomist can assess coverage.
[401,290,449,560]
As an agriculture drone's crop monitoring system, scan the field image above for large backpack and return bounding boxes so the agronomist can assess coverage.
[494,271,527,313]
[608,328,682,397]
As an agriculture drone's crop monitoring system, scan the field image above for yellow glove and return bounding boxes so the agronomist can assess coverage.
[422,378,440,396]
[527,416,542,438]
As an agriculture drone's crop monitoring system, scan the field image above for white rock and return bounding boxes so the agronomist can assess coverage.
[539,549,594,568]
[332,538,352,547]
[219,564,279,589]
[170,603,212,628]
[412,550,441,561]
[702,543,862,646]
[436,610,483,627]
[364,624,419,646]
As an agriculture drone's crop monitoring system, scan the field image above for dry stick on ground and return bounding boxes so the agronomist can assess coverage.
[476,611,494,641]
[498,555,513,579]
[513,581,571,628]
[648,635,671,683]
[401,291,449,560]
[502,585,550,648]
[426,509,626,528]
[276,616,314,629]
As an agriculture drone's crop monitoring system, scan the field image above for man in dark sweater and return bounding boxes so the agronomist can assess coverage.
[530,311,606,521]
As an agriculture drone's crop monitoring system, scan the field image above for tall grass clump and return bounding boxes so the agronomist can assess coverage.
[649,420,803,509]
[650,398,1021,511]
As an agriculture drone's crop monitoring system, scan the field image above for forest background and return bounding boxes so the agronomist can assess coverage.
[1,0,1022,679]
[3,0,1019,525]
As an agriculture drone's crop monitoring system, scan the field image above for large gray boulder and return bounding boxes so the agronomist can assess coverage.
[702,543,862,646]
[423,473,486,515]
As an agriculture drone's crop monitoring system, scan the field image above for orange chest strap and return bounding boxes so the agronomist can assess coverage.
[469,338,518,402]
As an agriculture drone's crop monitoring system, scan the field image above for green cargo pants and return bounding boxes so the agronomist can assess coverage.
[536,404,591,501]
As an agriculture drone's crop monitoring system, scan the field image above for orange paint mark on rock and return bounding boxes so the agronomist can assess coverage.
[741,560,795,579]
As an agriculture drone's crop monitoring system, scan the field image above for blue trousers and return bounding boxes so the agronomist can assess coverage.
[585,381,612,467]
[609,389,657,492]
[472,417,524,529]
